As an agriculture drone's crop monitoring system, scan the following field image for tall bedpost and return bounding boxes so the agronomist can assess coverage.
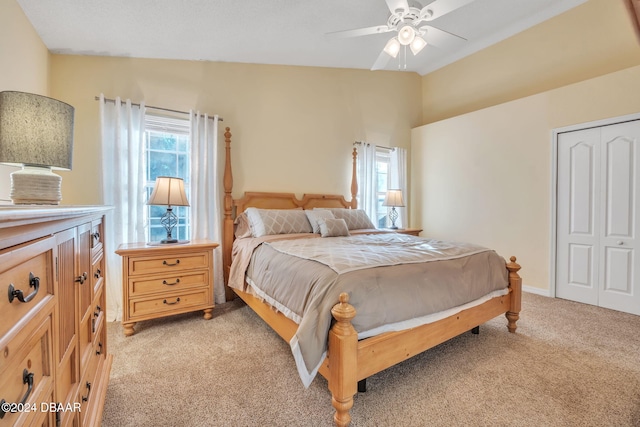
[329,293,357,427]
[350,148,358,209]
[223,127,234,300]
[506,256,522,333]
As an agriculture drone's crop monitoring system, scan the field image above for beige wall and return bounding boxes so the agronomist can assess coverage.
[421,0,640,124]
[0,0,51,203]
[50,56,422,206]
[412,64,640,292]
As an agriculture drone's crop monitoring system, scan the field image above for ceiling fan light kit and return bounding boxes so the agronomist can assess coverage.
[397,25,416,45]
[384,37,401,58]
[410,36,427,55]
[328,0,473,71]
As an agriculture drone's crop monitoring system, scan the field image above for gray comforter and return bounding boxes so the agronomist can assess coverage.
[229,233,509,387]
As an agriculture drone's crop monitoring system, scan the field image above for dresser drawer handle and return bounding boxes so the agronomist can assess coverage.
[0,369,35,419]
[75,272,88,285]
[96,342,103,356]
[7,273,40,304]
[162,279,180,286]
[162,259,180,267]
[94,268,102,279]
[163,297,181,305]
[81,382,91,402]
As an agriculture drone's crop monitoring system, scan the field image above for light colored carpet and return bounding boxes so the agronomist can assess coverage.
[102,293,640,426]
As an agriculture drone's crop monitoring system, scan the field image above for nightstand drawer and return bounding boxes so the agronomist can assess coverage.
[129,270,209,296]
[128,251,210,276]
[0,237,55,339]
[129,288,211,319]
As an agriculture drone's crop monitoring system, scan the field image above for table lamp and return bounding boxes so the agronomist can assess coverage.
[0,91,74,205]
[383,189,405,229]
[147,176,190,244]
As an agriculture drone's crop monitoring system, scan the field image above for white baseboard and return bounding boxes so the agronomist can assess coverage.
[522,284,552,297]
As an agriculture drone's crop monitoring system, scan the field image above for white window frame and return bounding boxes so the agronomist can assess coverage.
[144,114,191,242]
[375,148,391,228]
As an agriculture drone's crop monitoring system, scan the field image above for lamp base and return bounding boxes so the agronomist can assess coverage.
[10,166,62,205]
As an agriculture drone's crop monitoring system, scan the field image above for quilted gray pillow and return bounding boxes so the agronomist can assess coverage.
[305,209,335,234]
[245,208,312,237]
[316,208,376,230]
[318,218,350,238]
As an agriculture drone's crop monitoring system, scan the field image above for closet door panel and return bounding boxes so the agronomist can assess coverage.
[598,120,640,315]
[556,128,600,305]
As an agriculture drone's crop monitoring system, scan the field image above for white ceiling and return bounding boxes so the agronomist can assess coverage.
[16,0,587,76]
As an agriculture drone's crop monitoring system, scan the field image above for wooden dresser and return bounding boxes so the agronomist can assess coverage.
[0,206,112,427]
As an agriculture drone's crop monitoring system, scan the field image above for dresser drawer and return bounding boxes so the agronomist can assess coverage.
[129,288,211,319]
[128,251,210,276]
[90,218,104,260]
[129,270,209,296]
[92,252,105,296]
[0,314,54,426]
[0,237,55,339]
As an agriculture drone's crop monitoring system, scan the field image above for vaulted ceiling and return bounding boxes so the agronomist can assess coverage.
[17,0,587,75]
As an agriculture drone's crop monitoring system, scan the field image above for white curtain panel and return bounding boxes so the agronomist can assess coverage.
[189,112,225,303]
[390,147,408,229]
[99,94,146,321]
[357,143,378,226]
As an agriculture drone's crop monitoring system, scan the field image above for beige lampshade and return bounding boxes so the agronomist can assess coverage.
[147,176,190,207]
[0,91,74,170]
[383,189,405,207]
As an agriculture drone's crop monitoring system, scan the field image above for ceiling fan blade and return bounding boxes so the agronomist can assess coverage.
[385,0,410,14]
[420,0,475,21]
[371,49,391,71]
[326,25,392,39]
[420,25,467,49]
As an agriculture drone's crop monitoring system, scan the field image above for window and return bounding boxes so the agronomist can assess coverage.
[144,114,191,242]
[375,148,391,228]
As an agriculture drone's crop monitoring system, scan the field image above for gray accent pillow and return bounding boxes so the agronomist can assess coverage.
[318,218,350,238]
[245,208,312,237]
[305,209,335,234]
[315,208,376,230]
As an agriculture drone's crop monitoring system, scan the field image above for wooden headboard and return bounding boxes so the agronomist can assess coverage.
[221,127,359,299]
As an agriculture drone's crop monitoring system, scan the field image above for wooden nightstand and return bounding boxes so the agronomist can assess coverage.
[383,228,423,236]
[115,239,218,336]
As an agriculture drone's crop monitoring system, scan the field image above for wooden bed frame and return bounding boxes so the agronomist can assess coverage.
[220,127,522,426]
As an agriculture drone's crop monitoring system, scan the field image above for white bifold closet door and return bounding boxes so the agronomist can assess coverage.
[556,119,640,315]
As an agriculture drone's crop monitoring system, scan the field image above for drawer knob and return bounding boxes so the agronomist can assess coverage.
[162,278,181,286]
[94,268,102,279]
[163,297,181,305]
[162,259,180,267]
[0,369,35,419]
[7,273,40,304]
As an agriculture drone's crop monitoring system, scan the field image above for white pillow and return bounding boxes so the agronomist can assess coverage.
[245,208,312,237]
[318,218,350,238]
[315,208,376,230]
[305,209,335,234]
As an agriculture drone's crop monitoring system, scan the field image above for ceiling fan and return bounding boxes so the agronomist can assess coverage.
[327,0,475,70]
